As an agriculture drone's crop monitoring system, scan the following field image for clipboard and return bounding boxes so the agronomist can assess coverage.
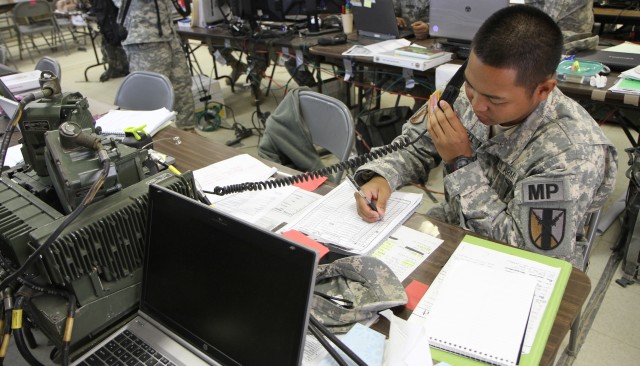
[429,235,572,366]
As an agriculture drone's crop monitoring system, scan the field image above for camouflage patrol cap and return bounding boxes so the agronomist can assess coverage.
[310,256,407,333]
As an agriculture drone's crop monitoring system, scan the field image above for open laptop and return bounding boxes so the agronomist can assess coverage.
[430,0,509,42]
[351,0,414,40]
[72,185,319,366]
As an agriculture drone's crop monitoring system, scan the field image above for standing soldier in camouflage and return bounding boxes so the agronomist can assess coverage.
[527,0,598,53]
[393,0,429,39]
[120,0,196,130]
[90,0,129,82]
[353,5,617,269]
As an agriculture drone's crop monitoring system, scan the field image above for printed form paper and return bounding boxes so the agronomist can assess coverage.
[214,186,320,230]
[280,181,422,255]
[370,225,443,281]
[409,241,560,354]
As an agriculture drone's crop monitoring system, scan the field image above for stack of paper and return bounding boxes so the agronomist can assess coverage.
[95,108,176,137]
[410,236,569,366]
[193,154,323,231]
[340,38,453,71]
[610,78,640,95]
[609,69,640,95]
[341,38,411,57]
[280,181,422,255]
[374,50,453,71]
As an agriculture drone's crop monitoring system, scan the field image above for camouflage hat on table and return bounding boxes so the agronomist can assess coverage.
[310,256,407,333]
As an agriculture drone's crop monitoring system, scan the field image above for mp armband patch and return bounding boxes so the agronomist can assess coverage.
[520,179,570,251]
[522,181,564,203]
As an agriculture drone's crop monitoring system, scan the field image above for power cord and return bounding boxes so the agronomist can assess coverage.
[225,123,253,146]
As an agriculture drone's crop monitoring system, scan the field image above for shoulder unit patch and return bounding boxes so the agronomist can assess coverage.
[529,208,566,250]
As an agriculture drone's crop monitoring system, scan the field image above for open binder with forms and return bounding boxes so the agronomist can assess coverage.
[412,235,572,366]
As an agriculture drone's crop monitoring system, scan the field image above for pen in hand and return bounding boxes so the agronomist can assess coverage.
[347,175,378,213]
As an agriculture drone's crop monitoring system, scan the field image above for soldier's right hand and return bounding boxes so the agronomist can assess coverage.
[354,176,390,222]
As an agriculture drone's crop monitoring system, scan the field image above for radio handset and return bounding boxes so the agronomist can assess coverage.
[207,61,469,196]
[438,60,467,110]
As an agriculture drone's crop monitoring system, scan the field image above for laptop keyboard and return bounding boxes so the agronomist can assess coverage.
[77,330,177,366]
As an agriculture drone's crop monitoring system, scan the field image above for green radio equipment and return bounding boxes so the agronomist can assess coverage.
[0,72,197,363]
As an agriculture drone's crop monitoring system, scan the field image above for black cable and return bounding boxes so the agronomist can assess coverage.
[0,308,11,366]
[61,293,76,366]
[17,279,76,366]
[0,158,110,292]
[208,61,469,196]
[13,295,44,366]
[308,323,348,366]
[208,130,420,195]
[308,315,367,366]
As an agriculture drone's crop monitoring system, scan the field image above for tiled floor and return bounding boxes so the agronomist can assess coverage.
[3,29,639,365]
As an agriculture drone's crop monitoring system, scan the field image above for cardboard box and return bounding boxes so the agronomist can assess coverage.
[191,74,225,118]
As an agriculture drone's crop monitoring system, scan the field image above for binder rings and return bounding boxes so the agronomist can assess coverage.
[424,235,572,366]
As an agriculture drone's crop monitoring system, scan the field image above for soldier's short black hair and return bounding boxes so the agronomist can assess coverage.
[471,5,563,92]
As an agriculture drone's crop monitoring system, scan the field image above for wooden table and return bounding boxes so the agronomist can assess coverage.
[557,71,640,147]
[594,7,640,34]
[154,127,590,366]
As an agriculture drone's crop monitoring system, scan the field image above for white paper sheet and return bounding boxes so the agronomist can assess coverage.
[280,181,422,254]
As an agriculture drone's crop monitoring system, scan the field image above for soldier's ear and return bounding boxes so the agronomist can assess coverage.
[533,77,557,102]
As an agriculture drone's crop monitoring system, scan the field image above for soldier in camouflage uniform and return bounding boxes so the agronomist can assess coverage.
[100,43,129,82]
[392,0,429,39]
[527,0,598,53]
[91,0,129,81]
[353,5,618,269]
[121,0,196,129]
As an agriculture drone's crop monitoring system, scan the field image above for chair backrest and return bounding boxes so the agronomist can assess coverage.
[298,90,355,182]
[579,208,602,272]
[12,0,54,24]
[114,71,174,111]
[35,56,61,80]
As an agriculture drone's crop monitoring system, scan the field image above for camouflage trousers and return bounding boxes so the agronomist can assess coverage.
[124,38,195,129]
[101,41,129,79]
[208,45,267,85]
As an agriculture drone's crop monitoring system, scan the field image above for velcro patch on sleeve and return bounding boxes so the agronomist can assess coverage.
[521,180,564,203]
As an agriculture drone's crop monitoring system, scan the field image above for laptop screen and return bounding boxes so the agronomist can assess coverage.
[141,186,318,366]
[351,0,409,40]
[430,0,508,42]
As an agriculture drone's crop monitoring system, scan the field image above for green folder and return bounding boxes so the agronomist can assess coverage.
[429,235,573,366]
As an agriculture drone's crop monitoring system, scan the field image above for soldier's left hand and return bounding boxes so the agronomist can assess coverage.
[427,99,472,163]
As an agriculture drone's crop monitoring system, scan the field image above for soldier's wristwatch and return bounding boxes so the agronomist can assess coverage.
[444,155,476,174]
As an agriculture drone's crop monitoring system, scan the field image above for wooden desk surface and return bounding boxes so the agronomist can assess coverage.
[177,24,339,52]
[308,37,638,111]
[594,7,640,20]
[154,127,590,366]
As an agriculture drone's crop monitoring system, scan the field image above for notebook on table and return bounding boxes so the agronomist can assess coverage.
[351,0,414,40]
[72,185,319,366]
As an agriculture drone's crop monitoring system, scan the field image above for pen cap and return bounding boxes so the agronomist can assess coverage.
[311,256,407,333]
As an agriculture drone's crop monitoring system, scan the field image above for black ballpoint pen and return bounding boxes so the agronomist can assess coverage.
[346,175,378,212]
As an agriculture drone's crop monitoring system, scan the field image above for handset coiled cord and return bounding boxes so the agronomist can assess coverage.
[207,130,426,196]
[207,61,468,197]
